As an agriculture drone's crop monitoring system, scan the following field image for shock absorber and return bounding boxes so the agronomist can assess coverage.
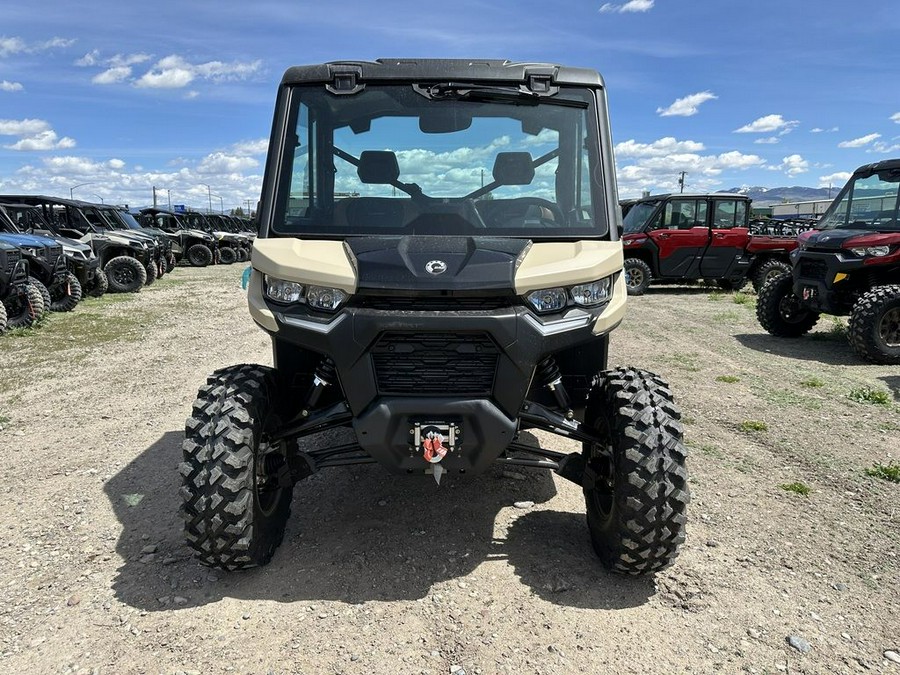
[303,357,337,412]
[537,356,572,412]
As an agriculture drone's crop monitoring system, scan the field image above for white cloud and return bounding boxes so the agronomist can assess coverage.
[75,50,100,66]
[600,0,654,12]
[107,158,125,170]
[0,118,75,151]
[197,152,260,174]
[754,137,780,145]
[890,112,900,124]
[838,133,880,148]
[110,53,151,67]
[0,80,23,92]
[134,54,262,89]
[92,66,132,85]
[615,138,765,196]
[231,139,269,156]
[656,91,717,117]
[870,140,900,154]
[818,172,851,186]
[734,114,799,134]
[776,154,809,177]
[615,137,705,158]
[0,36,74,57]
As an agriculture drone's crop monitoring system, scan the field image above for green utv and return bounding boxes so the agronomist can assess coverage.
[182,60,689,575]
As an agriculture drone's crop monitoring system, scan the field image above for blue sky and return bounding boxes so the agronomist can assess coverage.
[1,0,898,210]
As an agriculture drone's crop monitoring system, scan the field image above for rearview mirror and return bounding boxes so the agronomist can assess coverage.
[419,110,472,133]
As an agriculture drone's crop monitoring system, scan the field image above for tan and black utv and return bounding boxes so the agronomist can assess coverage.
[181,59,689,575]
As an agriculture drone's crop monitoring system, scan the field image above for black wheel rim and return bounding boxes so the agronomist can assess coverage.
[112,265,135,286]
[255,440,286,516]
[879,307,900,347]
[587,416,616,521]
[778,294,808,324]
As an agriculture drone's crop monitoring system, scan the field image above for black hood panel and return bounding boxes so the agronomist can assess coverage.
[804,228,869,250]
[347,236,529,293]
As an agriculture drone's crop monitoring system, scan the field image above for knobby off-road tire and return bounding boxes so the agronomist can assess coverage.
[218,246,237,265]
[0,301,7,333]
[187,243,213,267]
[156,257,166,279]
[756,272,819,337]
[27,277,51,316]
[86,267,108,298]
[144,259,157,285]
[751,259,791,294]
[582,367,689,575]
[3,284,45,329]
[236,248,249,263]
[624,258,652,296]
[181,364,293,570]
[166,252,177,273]
[48,272,82,312]
[105,256,147,293]
[848,285,900,365]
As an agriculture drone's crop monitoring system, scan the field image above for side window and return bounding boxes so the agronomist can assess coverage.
[289,102,314,218]
[713,200,739,229]
[664,200,700,229]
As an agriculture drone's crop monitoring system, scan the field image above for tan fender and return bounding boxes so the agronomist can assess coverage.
[514,241,624,294]
[251,239,357,293]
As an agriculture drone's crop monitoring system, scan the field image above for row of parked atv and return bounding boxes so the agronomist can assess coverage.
[0,195,257,333]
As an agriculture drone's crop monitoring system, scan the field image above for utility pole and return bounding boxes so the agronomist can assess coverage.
[677,171,687,194]
[152,185,158,208]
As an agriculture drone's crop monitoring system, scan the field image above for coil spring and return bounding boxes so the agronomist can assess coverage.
[536,356,561,387]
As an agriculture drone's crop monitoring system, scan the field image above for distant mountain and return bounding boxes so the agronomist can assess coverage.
[717,186,839,206]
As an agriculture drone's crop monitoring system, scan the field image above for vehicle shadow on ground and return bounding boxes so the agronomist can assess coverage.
[639,285,722,296]
[105,431,654,612]
[882,376,900,401]
[733,332,861,365]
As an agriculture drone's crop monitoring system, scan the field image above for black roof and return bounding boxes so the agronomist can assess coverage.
[854,158,900,176]
[626,193,752,203]
[281,59,605,88]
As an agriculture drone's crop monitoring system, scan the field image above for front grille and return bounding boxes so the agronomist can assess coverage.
[4,250,19,274]
[372,331,499,396]
[798,259,828,281]
[354,296,515,311]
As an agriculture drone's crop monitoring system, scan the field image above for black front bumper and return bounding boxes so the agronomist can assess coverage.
[268,304,608,473]
[792,249,865,314]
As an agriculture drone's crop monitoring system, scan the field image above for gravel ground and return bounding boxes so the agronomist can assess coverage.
[0,265,897,675]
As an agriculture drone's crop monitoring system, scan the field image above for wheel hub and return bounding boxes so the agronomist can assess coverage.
[880,307,900,347]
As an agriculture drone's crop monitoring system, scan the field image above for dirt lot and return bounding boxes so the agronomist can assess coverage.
[0,265,897,675]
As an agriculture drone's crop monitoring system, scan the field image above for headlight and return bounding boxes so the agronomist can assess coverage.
[129,240,146,248]
[526,288,567,313]
[263,275,348,311]
[850,246,891,257]
[525,276,615,314]
[264,275,305,303]
[307,285,348,311]
[571,278,612,307]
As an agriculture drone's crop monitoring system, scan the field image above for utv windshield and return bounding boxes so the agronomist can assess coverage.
[817,169,900,232]
[621,201,659,234]
[272,84,607,238]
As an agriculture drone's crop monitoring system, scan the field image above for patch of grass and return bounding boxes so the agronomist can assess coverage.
[716,375,740,383]
[0,414,9,427]
[732,292,754,306]
[800,377,825,388]
[707,292,725,302]
[865,462,900,483]
[848,387,891,406]
[780,481,811,496]
[758,388,823,410]
[809,315,849,342]
[697,443,725,459]
[739,420,768,433]
[682,416,696,425]
[661,352,702,373]
[712,310,742,323]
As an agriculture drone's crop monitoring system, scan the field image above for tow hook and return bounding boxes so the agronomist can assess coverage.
[412,422,459,485]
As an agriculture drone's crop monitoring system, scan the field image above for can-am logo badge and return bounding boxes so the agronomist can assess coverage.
[425,260,448,275]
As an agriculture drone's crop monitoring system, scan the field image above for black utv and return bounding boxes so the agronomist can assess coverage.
[138,208,218,268]
[95,205,171,280]
[0,202,100,303]
[0,240,43,331]
[0,196,156,293]
[757,159,900,363]
[181,59,689,576]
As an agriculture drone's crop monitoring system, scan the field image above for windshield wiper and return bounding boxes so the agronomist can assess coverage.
[414,83,586,108]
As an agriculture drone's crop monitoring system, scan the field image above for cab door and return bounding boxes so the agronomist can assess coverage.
[699,198,750,276]
[651,198,709,278]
